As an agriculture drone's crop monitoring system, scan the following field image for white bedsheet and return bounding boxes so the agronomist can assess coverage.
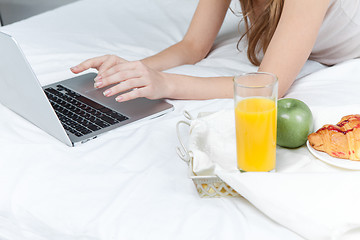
[0,0,359,239]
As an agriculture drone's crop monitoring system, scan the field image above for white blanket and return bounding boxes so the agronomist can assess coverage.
[0,0,360,239]
[186,106,360,240]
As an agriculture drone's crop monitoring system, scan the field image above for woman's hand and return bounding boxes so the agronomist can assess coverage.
[70,55,171,102]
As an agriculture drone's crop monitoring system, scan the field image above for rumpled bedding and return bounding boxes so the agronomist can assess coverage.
[1,0,360,239]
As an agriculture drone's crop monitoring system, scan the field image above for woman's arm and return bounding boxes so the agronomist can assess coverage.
[71,0,233,102]
[141,0,232,71]
[72,55,234,102]
[259,0,330,97]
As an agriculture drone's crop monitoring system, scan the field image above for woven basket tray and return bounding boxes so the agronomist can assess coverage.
[176,111,241,198]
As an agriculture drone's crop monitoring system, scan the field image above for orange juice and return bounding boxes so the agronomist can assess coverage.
[235,97,277,172]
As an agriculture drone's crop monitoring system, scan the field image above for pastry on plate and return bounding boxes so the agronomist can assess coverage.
[308,114,360,160]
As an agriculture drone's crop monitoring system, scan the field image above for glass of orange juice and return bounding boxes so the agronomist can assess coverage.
[234,72,278,172]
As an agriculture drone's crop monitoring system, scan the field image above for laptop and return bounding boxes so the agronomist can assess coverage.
[0,32,174,146]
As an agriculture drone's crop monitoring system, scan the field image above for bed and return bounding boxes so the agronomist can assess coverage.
[1,0,360,239]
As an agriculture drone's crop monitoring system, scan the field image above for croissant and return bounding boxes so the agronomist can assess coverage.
[308,114,360,161]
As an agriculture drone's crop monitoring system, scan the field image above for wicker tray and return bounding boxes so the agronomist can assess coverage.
[176,111,240,198]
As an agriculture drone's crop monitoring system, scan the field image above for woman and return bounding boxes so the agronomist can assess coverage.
[70,0,360,102]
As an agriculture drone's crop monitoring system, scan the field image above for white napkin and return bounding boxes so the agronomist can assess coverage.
[188,110,237,176]
[187,105,360,240]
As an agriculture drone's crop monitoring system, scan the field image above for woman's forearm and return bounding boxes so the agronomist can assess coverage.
[164,72,234,100]
[142,0,231,72]
[141,40,208,72]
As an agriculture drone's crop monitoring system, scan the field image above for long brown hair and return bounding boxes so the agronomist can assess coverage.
[238,0,284,66]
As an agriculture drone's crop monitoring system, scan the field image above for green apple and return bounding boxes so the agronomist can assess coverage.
[277,98,313,148]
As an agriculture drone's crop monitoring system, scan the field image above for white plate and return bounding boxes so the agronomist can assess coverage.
[307,141,360,170]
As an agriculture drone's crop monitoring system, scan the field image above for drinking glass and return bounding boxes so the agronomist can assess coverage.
[234,72,278,172]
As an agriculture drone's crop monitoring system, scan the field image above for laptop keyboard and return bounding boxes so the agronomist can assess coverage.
[44,85,129,137]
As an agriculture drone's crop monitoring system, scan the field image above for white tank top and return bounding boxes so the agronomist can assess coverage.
[310,0,360,65]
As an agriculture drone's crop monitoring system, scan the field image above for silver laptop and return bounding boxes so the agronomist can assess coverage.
[0,32,174,146]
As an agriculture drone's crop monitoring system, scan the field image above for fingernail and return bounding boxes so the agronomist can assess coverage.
[70,66,78,71]
[94,81,103,88]
[94,75,102,81]
[115,96,123,102]
[103,89,111,96]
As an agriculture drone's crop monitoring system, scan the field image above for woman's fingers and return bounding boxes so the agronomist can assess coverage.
[95,70,142,91]
[71,55,127,74]
[98,60,143,79]
[72,57,164,103]
[95,64,139,88]
[71,56,161,103]
[115,87,147,103]
[102,77,145,97]
[97,55,127,75]
[70,55,109,73]
[99,62,135,79]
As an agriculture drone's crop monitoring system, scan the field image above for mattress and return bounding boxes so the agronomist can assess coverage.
[0,0,359,239]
